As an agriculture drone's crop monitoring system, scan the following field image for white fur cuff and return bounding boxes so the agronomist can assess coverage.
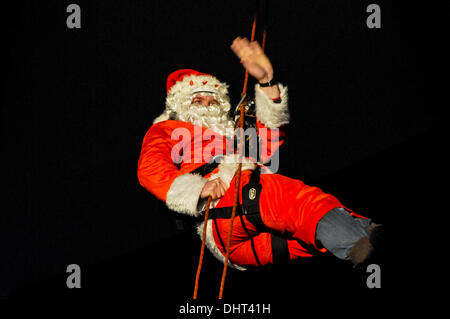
[255,83,289,128]
[196,221,247,271]
[166,173,207,217]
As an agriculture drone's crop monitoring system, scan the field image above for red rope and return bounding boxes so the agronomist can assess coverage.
[218,9,260,300]
[193,196,212,299]
[218,100,246,299]
[262,26,267,51]
[193,2,267,300]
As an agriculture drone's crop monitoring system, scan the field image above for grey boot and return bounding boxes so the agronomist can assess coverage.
[349,224,383,267]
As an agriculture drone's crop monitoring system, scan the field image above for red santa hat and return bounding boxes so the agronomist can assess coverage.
[153,69,230,124]
[166,69,214,94]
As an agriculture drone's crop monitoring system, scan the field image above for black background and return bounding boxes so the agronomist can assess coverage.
[3,0,449,311]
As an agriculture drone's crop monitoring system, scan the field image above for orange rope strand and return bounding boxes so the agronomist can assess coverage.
[218,96,246,299]
[218,162,242,299]
[193,1,266,300]
[262,26,267,51]
[217,3,263,298]
[218,8,259,298]
[193,196,212,299]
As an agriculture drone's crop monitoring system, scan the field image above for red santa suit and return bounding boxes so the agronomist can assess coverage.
[138,69,363,270]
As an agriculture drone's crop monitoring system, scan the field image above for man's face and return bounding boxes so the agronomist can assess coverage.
[191,93,219,107]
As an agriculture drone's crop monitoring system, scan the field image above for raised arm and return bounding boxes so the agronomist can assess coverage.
[231,37,289,167]
[231,36,280,99]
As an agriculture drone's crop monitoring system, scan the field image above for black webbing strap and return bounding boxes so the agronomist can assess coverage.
[209,206,242,219]
[208,169,263,223]
[239,170,264,267]
[208,168,290,266]
[184,155,290,265]
[190,155,223,177]
[241,168,265,230]
[213,217,238,266]
[270,233,290,264]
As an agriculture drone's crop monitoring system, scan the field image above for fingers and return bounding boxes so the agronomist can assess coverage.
[217,178,228,198]
[218,178,228,191]
[214,178,227,198]
[231,37,245,58]
[231,36,259,60]
[232,37,259,51]
[210,180,221,199]
[210,178,228,200]
[231,36,246,52]
[250,41,263,54]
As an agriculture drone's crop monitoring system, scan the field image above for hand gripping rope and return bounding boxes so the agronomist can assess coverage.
[193,0,269,300]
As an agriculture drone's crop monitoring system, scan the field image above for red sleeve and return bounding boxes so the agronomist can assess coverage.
[256,119,286,164]
[137,123,183,202]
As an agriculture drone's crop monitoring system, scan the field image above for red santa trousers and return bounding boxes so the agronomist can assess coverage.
[211,169,363,268]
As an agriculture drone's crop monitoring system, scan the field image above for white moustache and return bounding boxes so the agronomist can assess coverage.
[189,104,223,117]
[182,104,235,137]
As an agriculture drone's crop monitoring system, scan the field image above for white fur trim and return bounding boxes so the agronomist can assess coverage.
[166,75,229,113]
[166,173,207,217]
[154,74,233,132]
[153,111,171,124]
[209,154,256,185]
[192,87,219,94]
[196,220,247,271]
[255,83,289,128]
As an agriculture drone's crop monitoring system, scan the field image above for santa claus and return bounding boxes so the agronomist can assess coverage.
[137,37,381,270]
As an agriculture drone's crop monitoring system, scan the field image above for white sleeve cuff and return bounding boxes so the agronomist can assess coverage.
[255,83,289,128]
[166,173,207,217]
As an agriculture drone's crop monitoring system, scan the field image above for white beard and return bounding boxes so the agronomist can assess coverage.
[184,105,235,138]
[175,98,236,138]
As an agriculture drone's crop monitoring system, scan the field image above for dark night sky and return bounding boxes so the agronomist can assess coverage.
[3,0,449,306]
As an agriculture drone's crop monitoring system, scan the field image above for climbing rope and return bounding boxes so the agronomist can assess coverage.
[193,1,268,300]
[193,196,212,299]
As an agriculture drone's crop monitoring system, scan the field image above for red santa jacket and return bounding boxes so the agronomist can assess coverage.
[137,84,289,217]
